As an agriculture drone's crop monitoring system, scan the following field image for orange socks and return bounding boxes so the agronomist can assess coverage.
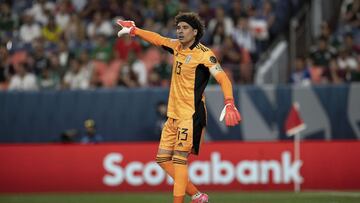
[173,162,188,197]
[156,154,198,203]
[173,195,185,203]
[156,155,199,196]
[160,161,198,196]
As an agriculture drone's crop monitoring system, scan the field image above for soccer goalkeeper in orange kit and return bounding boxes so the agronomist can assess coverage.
[117,12,241,203]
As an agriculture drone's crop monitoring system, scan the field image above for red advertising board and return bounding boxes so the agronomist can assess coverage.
[0,141,359,193]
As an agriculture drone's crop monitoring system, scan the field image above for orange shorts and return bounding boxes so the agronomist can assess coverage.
[159,117,205,155]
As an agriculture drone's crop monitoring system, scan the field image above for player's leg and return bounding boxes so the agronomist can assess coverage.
[172,150,189,203]
[172,119,195,203]
[156,118,198,196]
[156,118,176,167]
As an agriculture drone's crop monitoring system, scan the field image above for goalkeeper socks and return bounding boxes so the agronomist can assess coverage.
[156,155,199,196]
[173,195,185,203]
[173,155,188,197]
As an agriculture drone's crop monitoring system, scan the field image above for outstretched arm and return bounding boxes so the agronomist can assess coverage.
[117,20,175,48]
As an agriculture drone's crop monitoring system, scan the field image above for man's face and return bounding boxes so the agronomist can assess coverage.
[176,21,197,44]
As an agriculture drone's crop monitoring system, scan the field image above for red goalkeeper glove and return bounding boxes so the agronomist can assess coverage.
[116,20,136,37]
[219,99,242,127]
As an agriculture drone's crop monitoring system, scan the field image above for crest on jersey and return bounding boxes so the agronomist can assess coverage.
[185,55,192,64]
[210,56,217,64]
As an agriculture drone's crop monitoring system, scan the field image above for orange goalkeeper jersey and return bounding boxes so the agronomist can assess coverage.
[136,29,223,120]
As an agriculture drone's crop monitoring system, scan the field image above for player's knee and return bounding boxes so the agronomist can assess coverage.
[172,152,189,165]
[155,154,172,166]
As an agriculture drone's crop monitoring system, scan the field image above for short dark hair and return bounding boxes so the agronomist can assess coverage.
[175,12,205,43]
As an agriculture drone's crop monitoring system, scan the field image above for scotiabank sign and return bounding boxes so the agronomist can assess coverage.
[0,141,359,193]
[103,151,302,187]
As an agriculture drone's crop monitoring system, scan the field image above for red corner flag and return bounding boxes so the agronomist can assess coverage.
[285,102,306,136]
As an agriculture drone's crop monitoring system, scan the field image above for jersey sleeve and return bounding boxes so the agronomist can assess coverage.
[202,50,219,68]
[135,28,178,54]
[202,50,234,100]
[202,50,223,76]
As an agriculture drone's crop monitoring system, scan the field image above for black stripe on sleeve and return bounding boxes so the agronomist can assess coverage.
[161,45,174,55]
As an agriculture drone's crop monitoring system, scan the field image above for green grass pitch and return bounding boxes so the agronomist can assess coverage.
[1,191,360,203]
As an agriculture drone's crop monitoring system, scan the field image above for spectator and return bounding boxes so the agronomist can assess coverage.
[309,36,337,68]
[118,62,139,88]
[319,21,340,48]
[247,1,274,53]
[80,119,103,144]
[209,22,226,47]
[0,45,12,90]
[64,13,87,52]
[71,0,86,13]
[104,0,122,19]
[60,128,78,144]
[37,66,60,90]
[219,36,252,83]
[207,7,234,37]
[30,42,50,76]
[337,46,358,71]
[41,15,63,44]
[325,57,347,84]
[257,0,275,37]
[344,33,360,55]
[0,2,19,34]
[114,34,142,61]
[27,0,55,26]
[86,11,113,40]
[118,52,146,87]
[91,34,113,62]
[152,52,172,87]
[232,14,257,60]
[57,40,72,69]
[19,13,41,44]
[78,50,94,86]
[80,0,102,21]
[8,62,38,91]
[339,0,360,34]
[47,52,65,79]
[55,0,71,30]
[229,0,244,24]
[153,4,169,25]
[290,56,311,85]
[63,58,90,89]
[197,0,214,26]
[161,19,177,39]
[120,0,143,27]
[130,56,147,87]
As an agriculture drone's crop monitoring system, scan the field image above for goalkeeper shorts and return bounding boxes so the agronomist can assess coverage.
[159,116,205,155]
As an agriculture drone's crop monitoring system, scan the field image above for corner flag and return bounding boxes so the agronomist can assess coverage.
[285,102,306,136]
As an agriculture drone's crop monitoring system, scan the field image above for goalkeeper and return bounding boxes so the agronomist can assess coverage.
[117,12,241,203]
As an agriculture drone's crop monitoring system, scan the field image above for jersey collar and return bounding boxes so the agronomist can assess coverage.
[189,41,199,50]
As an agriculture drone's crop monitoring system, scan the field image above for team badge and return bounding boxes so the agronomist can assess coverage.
[210,56,217,63]
[185,55,192,64]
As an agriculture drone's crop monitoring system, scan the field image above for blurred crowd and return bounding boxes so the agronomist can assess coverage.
[0,0,302,91]
[290,0,360,85]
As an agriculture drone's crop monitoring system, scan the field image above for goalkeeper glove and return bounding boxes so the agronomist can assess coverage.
[219,99,242,127]
[116,20,136,37]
